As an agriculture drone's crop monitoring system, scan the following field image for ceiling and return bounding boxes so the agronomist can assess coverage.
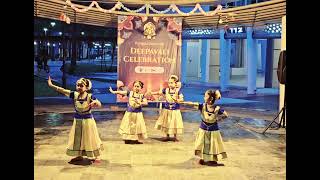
[34,0,286,29]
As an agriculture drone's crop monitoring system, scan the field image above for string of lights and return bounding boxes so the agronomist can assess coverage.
[65,0,231,18]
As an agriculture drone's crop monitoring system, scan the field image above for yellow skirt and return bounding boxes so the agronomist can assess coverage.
[155,109,184,135]
[66,118,103,157]
[118,111,148,141]
[194,128,227,162]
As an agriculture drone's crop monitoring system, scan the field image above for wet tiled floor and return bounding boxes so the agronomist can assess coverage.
[34,109,285,180]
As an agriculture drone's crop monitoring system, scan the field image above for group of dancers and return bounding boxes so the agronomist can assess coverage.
[47,75,228,166]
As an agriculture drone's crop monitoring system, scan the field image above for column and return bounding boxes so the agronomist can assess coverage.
[246,27,258,94]
[226,39,231,79]
[219,29,230,91]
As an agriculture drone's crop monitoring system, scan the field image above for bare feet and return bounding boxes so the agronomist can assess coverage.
[124,140,143,144]
[173,138,179,142]
[173,134,179,142]
[135,141,143,144]
[207,161,218,166]
[198,159,205,165]
[93,159,101,164]
[197,159,221,166]
[132,140,143,144]
[161,137,170,141]
[69,156,83,162]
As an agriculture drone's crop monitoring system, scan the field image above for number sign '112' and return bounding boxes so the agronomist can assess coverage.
[228,27,246,33]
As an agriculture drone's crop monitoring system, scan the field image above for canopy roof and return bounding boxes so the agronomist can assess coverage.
[34,0,286,29]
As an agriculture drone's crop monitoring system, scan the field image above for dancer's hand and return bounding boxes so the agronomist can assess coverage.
[89,101,98,108]
[172,94,178,102]
[109,87,114,94]
[48,76,53,87]
[145,90,152,97]
[222,111,228,118]
[134,99,141,106]
[215,90,221,99]
[217,111,228,121]
[89,101,96,108]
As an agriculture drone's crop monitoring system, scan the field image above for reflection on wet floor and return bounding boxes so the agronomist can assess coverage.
[34,110,284,139]
[34,110,203,128]
[34,111,124,127]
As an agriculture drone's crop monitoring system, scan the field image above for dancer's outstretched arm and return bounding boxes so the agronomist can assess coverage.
[47,76,71,96]
[218,108,229,119]
[221,111,228,118]
[215,106,229,121]
[180,101,199,108]
[147,89,163,96]
[109,87,127,96]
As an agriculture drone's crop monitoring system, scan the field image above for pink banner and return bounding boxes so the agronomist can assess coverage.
[117,16,182,102]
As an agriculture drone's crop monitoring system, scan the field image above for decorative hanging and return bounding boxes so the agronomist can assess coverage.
[59,13,70,24]
[65,0,235,19]
[59,4,70,24]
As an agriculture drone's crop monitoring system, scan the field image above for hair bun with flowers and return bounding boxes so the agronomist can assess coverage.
[169,75,179,82]
[214,90,221,100]
[77,78,92,90]
[86,79,92,90]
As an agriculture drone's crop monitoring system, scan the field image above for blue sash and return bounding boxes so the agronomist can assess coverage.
[74,113,93,119]
[199,120,219,131]
[164,102,180,110]
[127,105,142,113]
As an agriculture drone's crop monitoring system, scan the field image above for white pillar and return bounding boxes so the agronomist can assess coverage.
[226,39,231,79]
[246,27,258,94]
[219,29,230,91]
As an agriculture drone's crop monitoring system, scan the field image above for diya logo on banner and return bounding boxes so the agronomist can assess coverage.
[117,16,182,102]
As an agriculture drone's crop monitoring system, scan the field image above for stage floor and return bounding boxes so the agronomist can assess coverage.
[34,109,285,180]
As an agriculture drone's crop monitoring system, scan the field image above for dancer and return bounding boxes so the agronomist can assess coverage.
[109,80,148,144]
[182,89,228,166]
[148,75,184,142]
[48,76,103,164]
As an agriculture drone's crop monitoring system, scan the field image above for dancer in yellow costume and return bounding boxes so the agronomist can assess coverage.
[48,76,103,164]
[182,89,228,166]
[109,80,148,144]
[148,75,184,141]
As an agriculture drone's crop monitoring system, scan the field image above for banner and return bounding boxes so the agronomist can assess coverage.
[117,16,182,102]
